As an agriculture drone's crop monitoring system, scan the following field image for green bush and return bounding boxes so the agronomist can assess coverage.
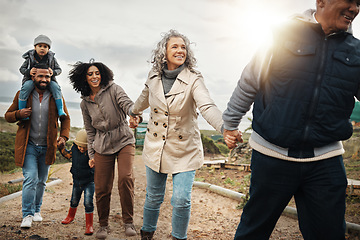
[216,143,230,155]
[0,183,22,197]
[0,131,71,172]
[201,134,221,155]
[0,132,17,172]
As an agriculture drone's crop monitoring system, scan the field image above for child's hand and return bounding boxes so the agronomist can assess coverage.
[48,68,53,76]
[57,137,66,149]
[89,159,95,168]
[30,68,37,76]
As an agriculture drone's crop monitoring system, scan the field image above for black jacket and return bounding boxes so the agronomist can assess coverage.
[252,19,360,157]
[60,144,94,185]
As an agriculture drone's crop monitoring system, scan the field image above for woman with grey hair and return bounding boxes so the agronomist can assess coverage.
[130,29,223,240]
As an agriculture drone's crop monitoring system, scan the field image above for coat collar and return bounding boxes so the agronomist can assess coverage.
[147,67,196,107]
[81,81,114,102]
[166,68,190,96]
[148,67,191,84]
[148,67,192,98]
[293,8,354,35]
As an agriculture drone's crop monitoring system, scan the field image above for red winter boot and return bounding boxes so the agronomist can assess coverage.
[85,212,93,235]
[61,207,77,224]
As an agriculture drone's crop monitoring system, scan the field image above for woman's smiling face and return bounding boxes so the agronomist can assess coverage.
[166,37,187,70]
[86,65,101,92]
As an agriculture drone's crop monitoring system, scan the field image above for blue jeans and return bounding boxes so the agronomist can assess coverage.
[22,143,50,218]
[234,150,347,240]
[20,80,62,101]
[142,166,195,239]
[70,181,95,213]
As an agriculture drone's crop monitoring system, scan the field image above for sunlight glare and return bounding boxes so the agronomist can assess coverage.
[233,3,288,50]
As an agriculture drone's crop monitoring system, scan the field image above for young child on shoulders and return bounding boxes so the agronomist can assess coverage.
[19,34,66,119]
[58,129,94,235]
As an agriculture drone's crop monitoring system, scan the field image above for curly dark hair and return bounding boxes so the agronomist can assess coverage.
[69,60,114,96]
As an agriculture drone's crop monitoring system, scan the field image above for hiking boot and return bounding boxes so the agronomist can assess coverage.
[140,230,155,240]
[33,212,43,222]
[124,223,137,236]
[172,236,187,240]
[96,226,110,239]
[20,215,33,228]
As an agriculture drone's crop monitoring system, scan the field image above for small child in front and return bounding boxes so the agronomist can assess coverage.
[19,34,66,119]
[58,129,94,235]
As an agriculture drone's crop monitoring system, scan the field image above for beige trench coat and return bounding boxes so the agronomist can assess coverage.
[132,67,223,174]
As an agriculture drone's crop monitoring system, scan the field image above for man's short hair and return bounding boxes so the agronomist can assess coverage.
[33,62,49,70]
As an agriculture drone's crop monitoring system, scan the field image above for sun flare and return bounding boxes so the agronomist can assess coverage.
[233,3,288,49]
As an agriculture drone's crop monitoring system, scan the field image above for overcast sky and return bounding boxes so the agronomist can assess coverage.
[1,0,360,116]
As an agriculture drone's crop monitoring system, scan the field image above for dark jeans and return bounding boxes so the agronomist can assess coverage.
[70,181,95,213]
[94,144,135,226]
[234,150,347,240]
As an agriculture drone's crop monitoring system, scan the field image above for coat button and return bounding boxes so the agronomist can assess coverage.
[162,135,165,140]
[154,121,158,126]
[147,128,150,132]
[153,133,157,137]
[178,135,183,139]
[165,111,169,116]
[163,123,167,128]
[154,108,158,113]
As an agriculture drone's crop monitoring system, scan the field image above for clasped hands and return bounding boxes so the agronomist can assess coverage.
[223,129,243,149]
[129,115,141,128]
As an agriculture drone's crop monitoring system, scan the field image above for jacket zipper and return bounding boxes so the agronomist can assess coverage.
[302,36,328,149]
[38,100,42,144]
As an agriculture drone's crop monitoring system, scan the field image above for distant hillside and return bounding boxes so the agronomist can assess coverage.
[0,117,18,133]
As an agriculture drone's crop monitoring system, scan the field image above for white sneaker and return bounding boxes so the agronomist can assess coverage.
[20,215,33,228]
[33,212,43,222]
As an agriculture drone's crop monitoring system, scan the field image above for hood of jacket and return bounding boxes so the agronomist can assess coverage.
[292,8,354,34]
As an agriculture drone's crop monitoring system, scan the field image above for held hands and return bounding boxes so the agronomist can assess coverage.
[88,159,95,168]
[223,129,243,149]
[129,115,141,128]
[57,136,66,149]
[19,107,32,119]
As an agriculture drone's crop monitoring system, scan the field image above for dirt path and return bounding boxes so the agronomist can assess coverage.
[0,155,302,240]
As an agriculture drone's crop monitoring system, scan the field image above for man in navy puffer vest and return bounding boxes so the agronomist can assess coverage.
[223,0,360,239]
